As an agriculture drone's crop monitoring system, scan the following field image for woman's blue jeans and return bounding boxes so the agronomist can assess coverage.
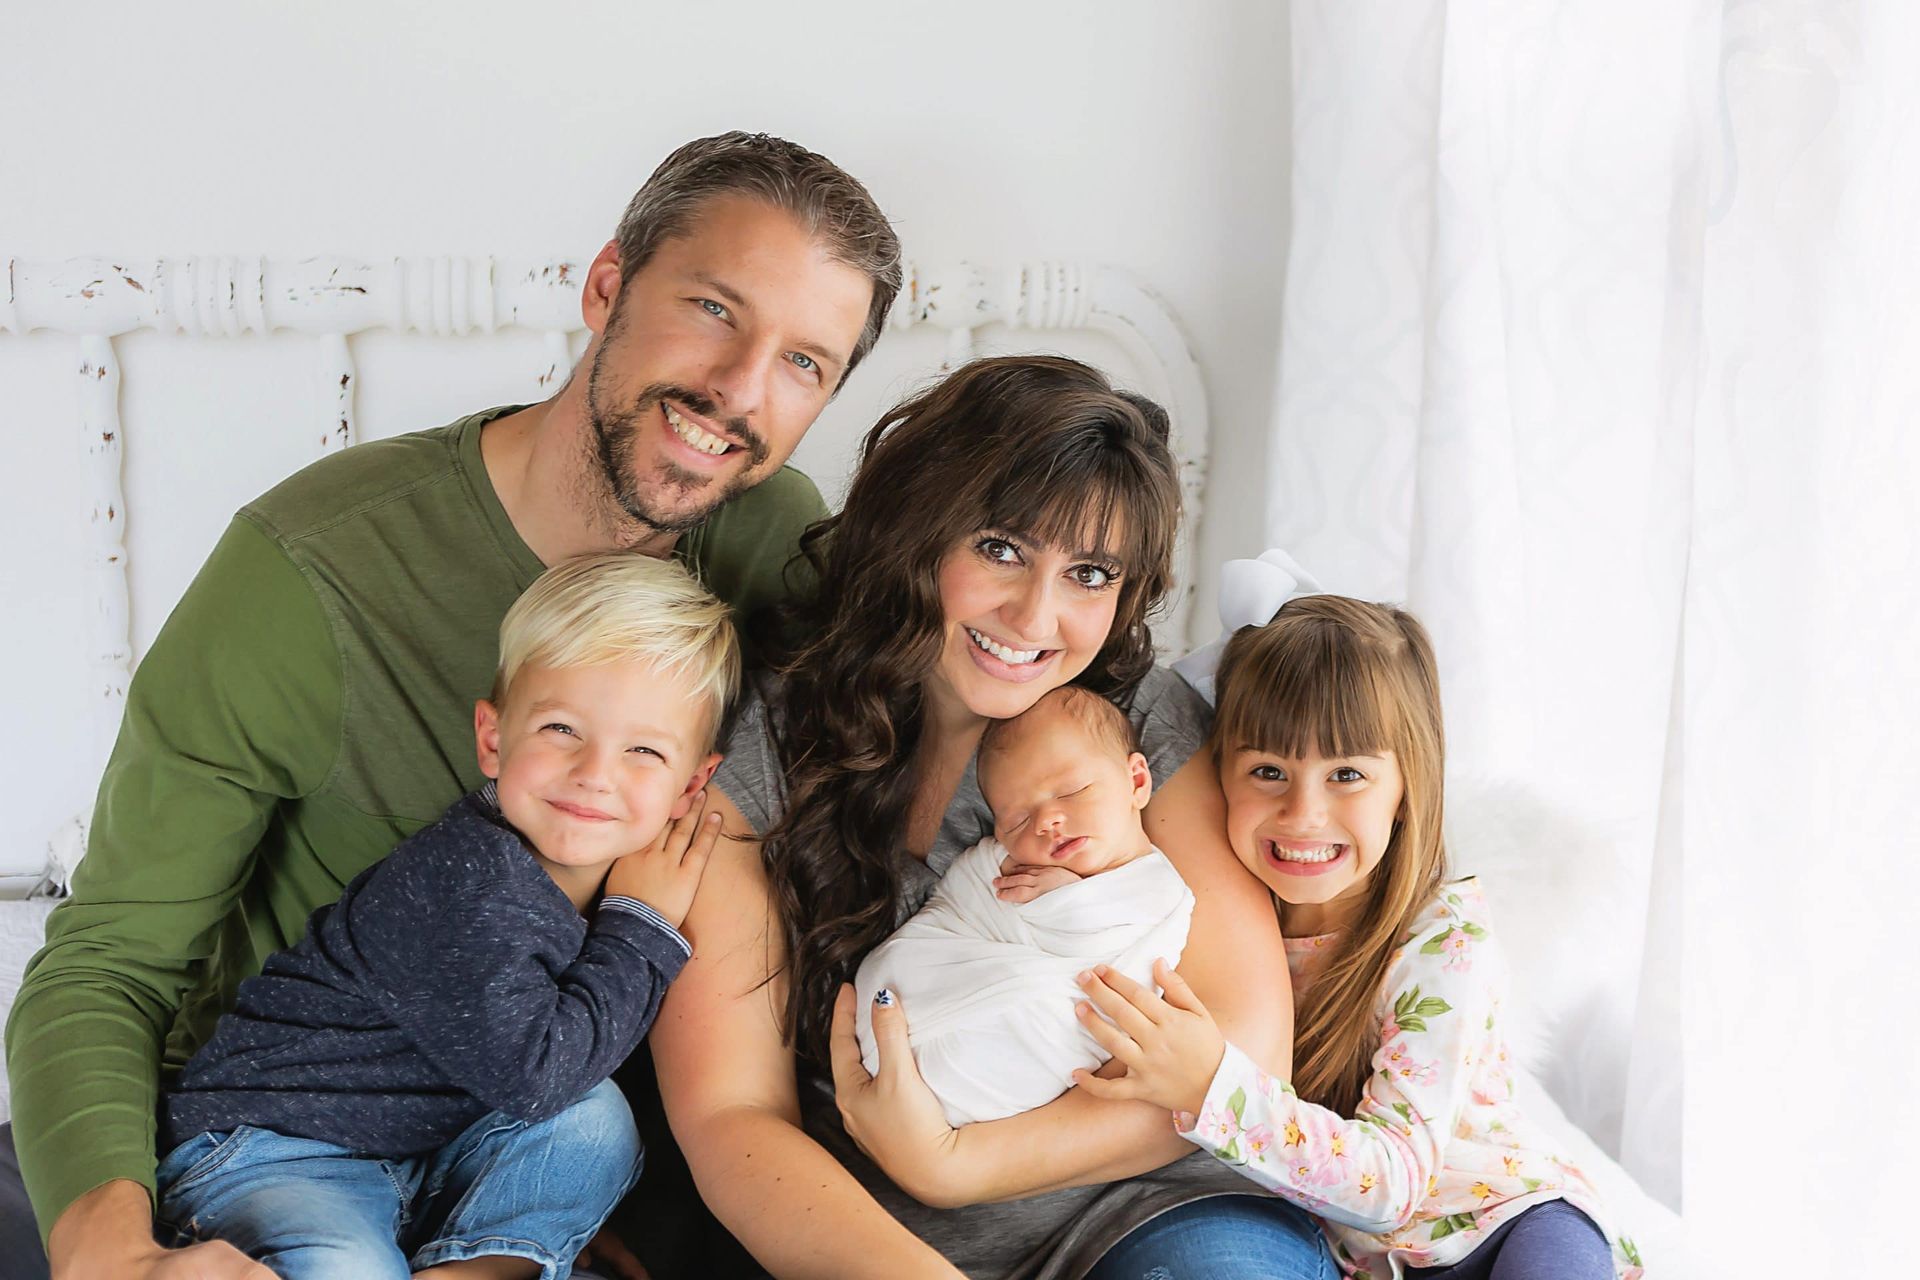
[154,1077,641,1280]
[1089,1193,1337,1280]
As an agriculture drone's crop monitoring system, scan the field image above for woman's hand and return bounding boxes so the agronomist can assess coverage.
[1070,959,1228,1116]
[829,984,973,1208]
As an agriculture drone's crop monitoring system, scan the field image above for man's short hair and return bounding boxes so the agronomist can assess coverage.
[493,553,741,749]
[614,131,903,382]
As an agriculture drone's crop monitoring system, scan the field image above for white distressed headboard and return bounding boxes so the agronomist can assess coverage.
[0,255,1210,891]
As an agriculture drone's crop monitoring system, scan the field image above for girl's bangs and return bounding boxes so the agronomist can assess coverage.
[1216,619,1399,762]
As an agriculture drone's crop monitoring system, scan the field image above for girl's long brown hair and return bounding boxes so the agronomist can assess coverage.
[760,356,1182,1065]
[1212,595,1449,1116]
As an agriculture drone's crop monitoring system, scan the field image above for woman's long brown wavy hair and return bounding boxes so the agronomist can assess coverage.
[1211,595,1450,1116]
[761,355,1182,1065]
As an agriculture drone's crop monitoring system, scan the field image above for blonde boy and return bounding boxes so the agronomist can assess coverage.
[151,553,736,1280]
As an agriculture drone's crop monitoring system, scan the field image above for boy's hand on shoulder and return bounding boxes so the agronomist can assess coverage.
[993,862,1084,903]
[605,789,722,931]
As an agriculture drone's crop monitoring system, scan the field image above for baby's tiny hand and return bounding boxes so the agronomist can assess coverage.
[993,863,1083,903]
[604,790,722,930]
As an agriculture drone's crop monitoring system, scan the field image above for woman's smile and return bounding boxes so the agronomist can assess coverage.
[962,625,1060,684]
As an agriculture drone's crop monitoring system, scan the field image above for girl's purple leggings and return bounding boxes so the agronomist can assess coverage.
[1405,1199,1616,1280]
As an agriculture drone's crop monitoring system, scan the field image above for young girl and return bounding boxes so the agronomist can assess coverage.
[1070,590,1644,1279]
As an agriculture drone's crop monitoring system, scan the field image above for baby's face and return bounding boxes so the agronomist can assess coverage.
[981,704,1153,877]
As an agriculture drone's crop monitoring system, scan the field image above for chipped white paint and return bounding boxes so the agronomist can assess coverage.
[5,254,1210,886]
[540,330,573,392]
[75,335,132,770]
[319,334,356,453]
[0,256,576,340]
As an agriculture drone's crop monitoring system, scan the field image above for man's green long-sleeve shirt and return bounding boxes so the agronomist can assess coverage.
[3,406,825,1242]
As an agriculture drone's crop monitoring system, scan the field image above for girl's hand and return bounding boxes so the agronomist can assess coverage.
[828,984,973,1207]
[1070,958,1227,1116]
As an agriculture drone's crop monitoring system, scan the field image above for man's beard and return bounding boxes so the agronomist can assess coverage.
[583,345,772,536]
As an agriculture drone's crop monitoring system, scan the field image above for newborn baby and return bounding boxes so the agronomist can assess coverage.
[854,686,1195,1126]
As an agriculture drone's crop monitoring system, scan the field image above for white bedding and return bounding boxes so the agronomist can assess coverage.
[0,897,57,1122]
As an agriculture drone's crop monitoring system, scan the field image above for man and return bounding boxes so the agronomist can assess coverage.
[1,130,901,1280]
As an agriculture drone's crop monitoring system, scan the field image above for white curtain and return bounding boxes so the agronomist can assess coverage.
[1270,0,1919,1260]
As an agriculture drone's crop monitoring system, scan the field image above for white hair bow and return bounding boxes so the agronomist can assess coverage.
[1171,548,1324,706]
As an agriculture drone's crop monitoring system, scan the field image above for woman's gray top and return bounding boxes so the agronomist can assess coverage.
[712,666,1261,1279]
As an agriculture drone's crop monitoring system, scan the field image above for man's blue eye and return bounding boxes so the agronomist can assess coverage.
[699,299,728,318]
[791,352,817,372]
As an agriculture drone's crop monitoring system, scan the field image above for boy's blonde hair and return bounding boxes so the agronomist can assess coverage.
[493,553,741,749]
[1211,594,1448,1116]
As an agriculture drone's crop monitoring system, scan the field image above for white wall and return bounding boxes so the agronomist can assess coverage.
[0,1,1292,868]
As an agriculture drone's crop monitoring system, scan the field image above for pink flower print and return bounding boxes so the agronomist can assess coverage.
[1172,1110,1196,1132]
[1282,1117,1308,1150]
[1357,1171,1378,1196]
[1243,1124,1276,1159]
[1302,1127,1354,1187]
[1281,1183,1331,1213]
[1254,1066,1275,1095]
[1385,1044,1439,1088]
[1197,1105,1240,1149]
[1379,1015,1402,1045]
[1501,1153,1523,1178]
[1440,931,1473,971]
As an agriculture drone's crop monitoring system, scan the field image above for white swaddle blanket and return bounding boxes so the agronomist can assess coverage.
[854,836,1195,1127]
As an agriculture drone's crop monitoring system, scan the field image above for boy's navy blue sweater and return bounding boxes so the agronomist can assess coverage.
[160,784,690,1158]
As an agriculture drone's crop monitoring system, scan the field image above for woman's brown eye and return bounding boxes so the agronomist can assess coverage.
[978,537,1018,562]
[1074,564,1117,588]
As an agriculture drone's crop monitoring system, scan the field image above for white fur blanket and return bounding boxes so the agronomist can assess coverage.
[854,838,1194,1127]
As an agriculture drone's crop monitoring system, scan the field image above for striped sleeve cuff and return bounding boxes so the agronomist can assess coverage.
[597,895,692,959]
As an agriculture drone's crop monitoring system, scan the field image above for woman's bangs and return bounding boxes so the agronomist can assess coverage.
[982,440,1162,575]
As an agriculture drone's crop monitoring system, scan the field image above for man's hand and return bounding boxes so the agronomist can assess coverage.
[828,985,973,1208]
[1069,959,1228,1116]
[604,790,722,930]
[48,1180,275,1280]
[992,861,1084,903]
[575,1225,650,1280]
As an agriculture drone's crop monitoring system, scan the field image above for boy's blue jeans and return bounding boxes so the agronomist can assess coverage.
[154,1078,641,1280]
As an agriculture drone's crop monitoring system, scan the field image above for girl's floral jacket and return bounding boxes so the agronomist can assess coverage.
[1172,880,1644,1279]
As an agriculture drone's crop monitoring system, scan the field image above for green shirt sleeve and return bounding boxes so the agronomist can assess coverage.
[4,515,342,1243]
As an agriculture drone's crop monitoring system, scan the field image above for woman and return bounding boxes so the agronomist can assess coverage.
[650,356,1332,1278]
